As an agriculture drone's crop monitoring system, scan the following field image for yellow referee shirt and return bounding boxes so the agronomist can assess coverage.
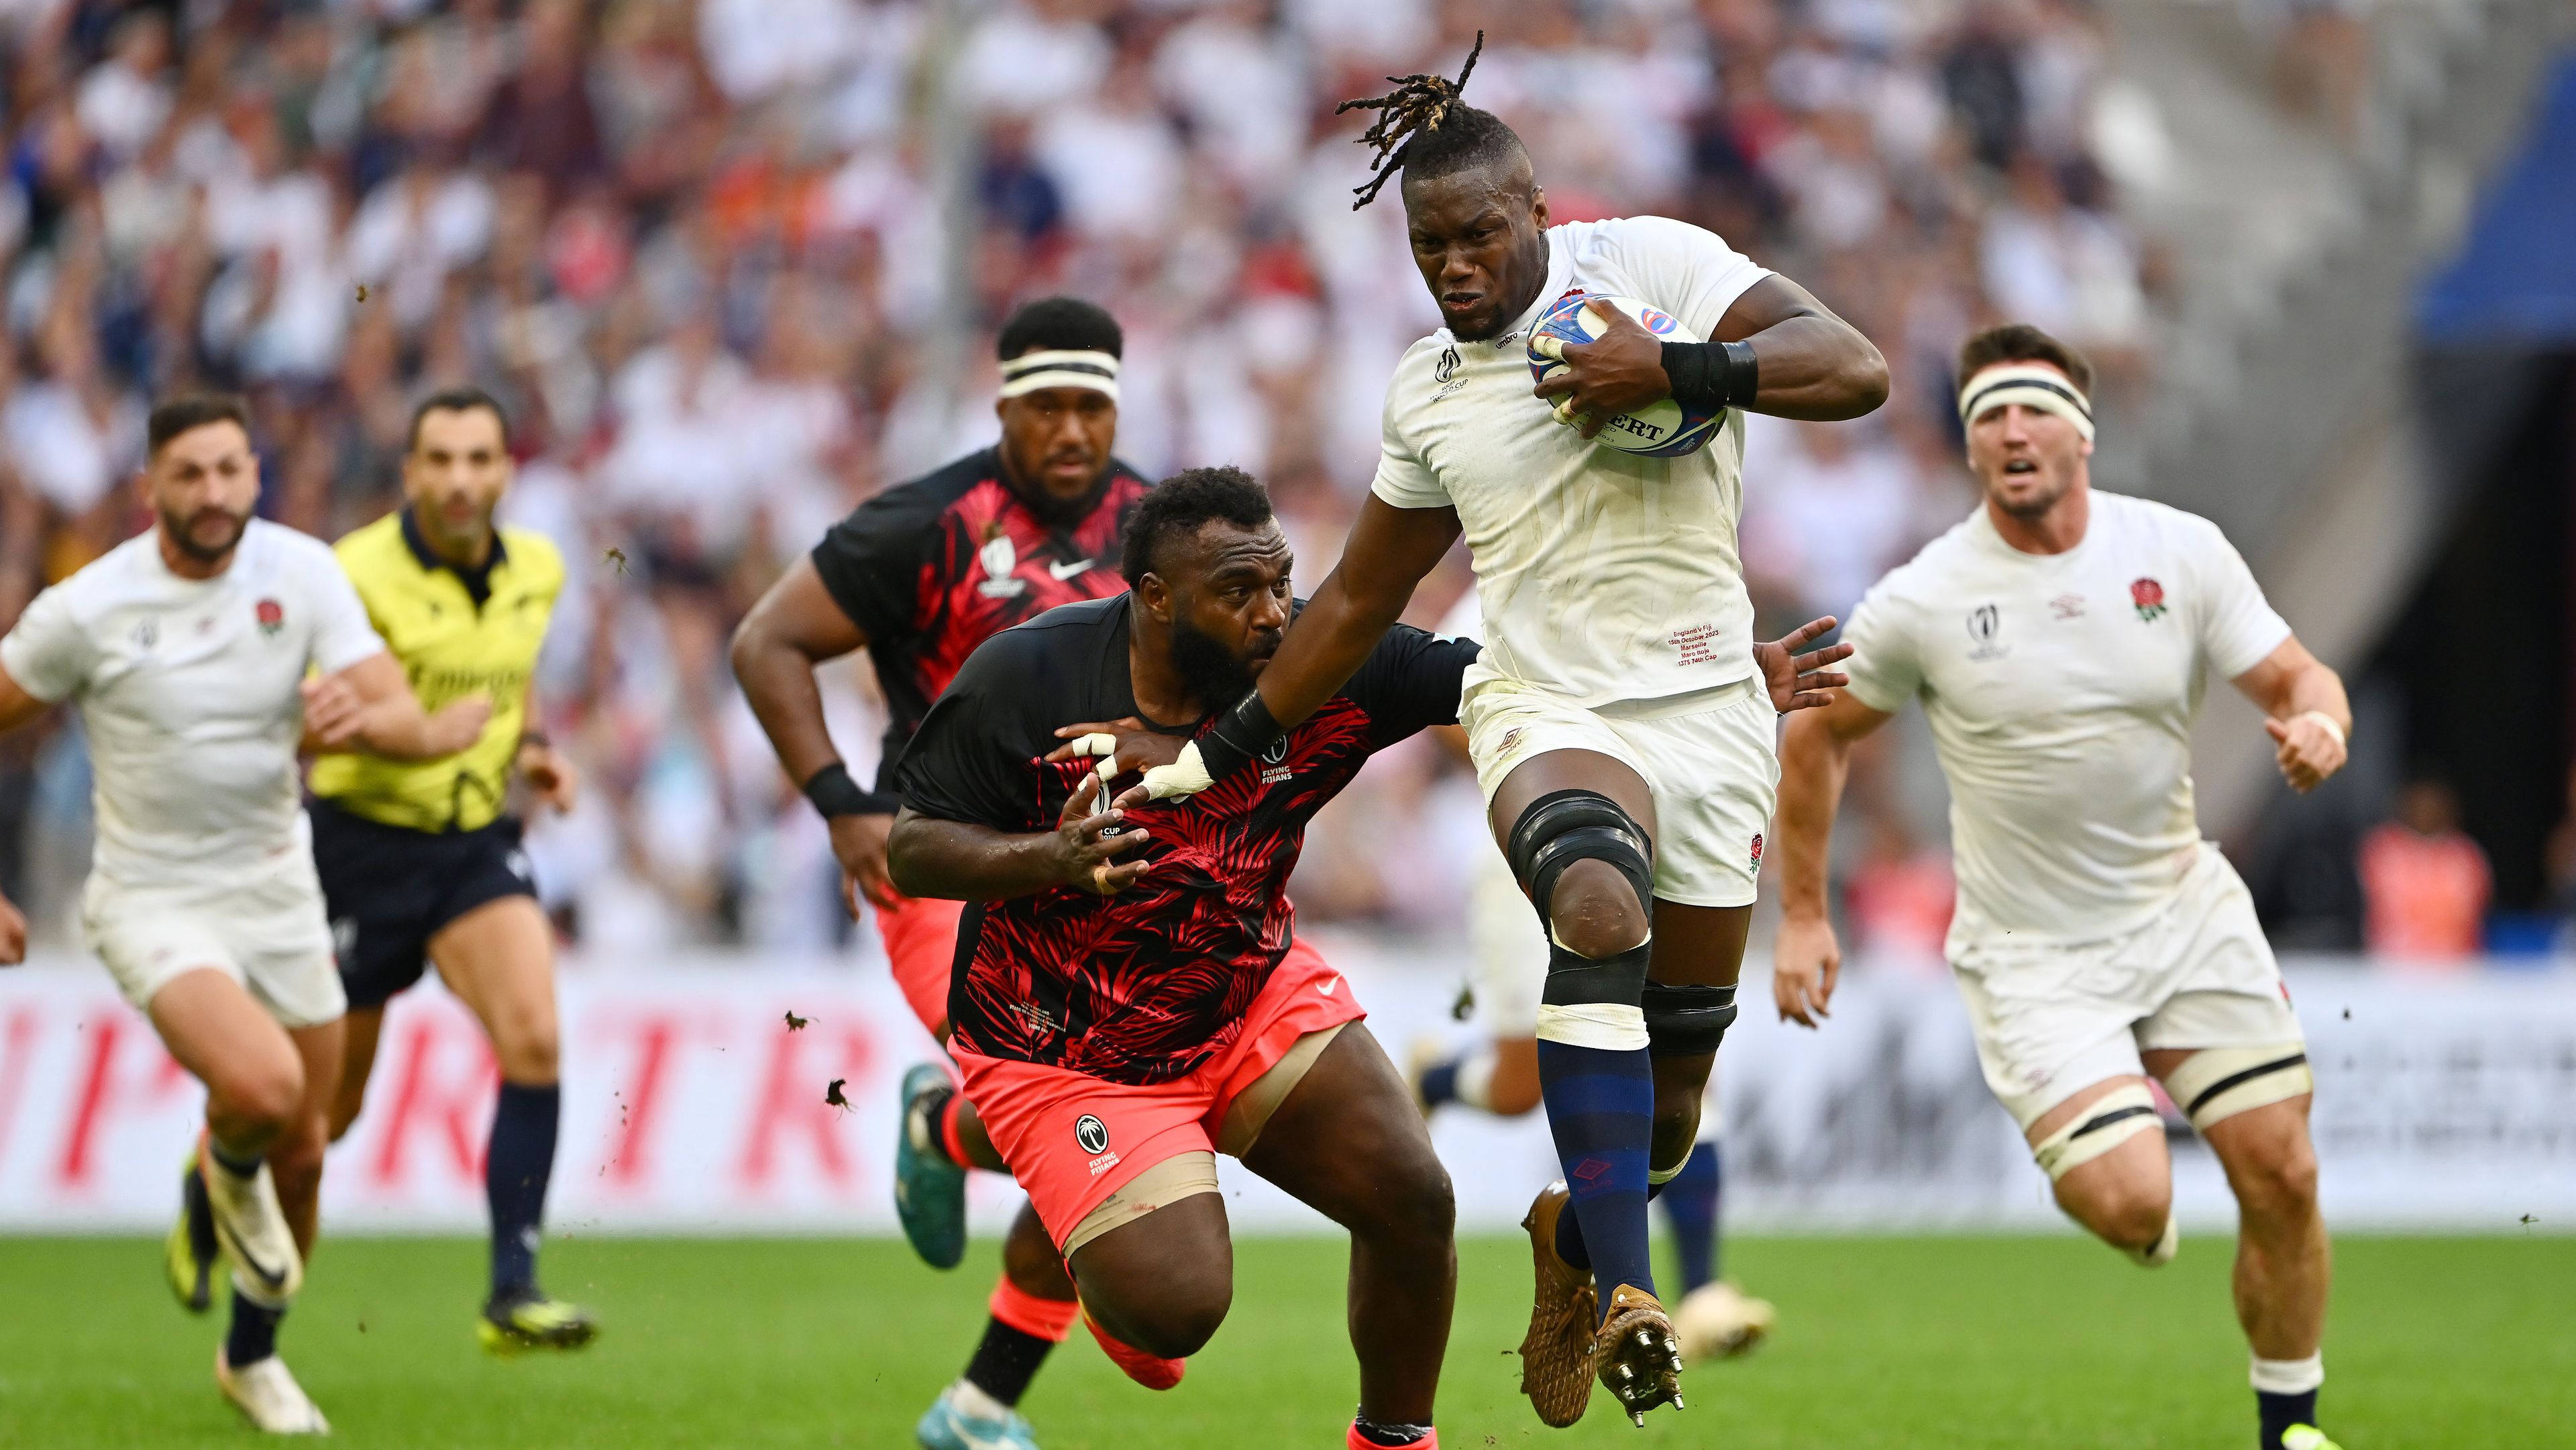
[309,509,565,833]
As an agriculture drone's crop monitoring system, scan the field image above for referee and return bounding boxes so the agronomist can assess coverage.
[308,387,595,1352]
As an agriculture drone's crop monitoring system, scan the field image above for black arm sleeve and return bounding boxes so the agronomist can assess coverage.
[808,483,945,645]
[1342,623,1481,747]
[894,633,1051,831]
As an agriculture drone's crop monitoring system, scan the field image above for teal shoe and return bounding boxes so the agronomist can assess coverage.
[895,1063,969,1270]
[916,1384,1040,1449]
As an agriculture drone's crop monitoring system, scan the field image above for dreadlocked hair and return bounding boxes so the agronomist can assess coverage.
[1337,32,1524,210]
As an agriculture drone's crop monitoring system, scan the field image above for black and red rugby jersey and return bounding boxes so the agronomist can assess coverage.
[809,446,1152,792]
[897,596,1477,1086]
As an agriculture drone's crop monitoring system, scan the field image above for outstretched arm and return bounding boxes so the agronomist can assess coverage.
[1258,497,1464,731]
[1771,692,1894,1027]
[301,652,490,760]
[2232,635,2350,793]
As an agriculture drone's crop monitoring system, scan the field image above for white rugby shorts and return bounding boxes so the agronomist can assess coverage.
[1951,845,2303,1128]
[1462,674,1778,909]
[83,837,346,1030]
[1465,840,1546,1038]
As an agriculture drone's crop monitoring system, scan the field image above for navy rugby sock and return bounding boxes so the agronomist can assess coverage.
[226,1290,284,1367]
[486,1082,560,1297]
[1417,1059,1461,1110]
[2257,1387,2318,1448]
[1660,1142,1721,1294]
[1536,1037,1656,1314]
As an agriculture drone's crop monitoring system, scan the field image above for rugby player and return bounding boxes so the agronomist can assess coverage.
[1771,325,2347,1450]
[730,298,1154,1449]
[890,467,1465,1450]
[1409,594,1774,1364]
[300,387,594,1353]
[1102,39,1886,1424]
[0,395,486,1432]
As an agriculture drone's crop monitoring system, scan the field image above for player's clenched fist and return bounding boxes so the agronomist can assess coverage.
[1771,912,1841,1029]
[1051,771,1154,895]
[2264,710,2347,794]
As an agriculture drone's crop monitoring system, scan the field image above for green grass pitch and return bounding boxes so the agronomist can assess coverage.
[0,1233,2564,1447]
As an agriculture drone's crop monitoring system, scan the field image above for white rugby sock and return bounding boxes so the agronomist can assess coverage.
[949,1378,1015,1421]
[1453,1045,1500,1112]
[2250,1352,2324,1395]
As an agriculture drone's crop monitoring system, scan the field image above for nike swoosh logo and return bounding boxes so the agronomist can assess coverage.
[215,1217,290,1294]
[1318,978,1339,997]
[1049,558,1095,580]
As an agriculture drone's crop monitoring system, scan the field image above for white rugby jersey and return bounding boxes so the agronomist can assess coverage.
[1371,216,1770,708]
[0,520,385,889]
[1839,491,2290,949]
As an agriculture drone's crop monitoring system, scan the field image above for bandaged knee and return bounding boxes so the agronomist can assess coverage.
[2032,1083,2163,1182]
[1642,982,1737,1057]
[1511,790,1657,1053]
[2161,1045,2312,1132]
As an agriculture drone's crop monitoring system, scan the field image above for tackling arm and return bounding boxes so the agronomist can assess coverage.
[1770,692,1894,1026]
[887,774,1151,901]
[2231,635,2351,794]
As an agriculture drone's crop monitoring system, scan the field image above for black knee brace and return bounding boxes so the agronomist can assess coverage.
[1642,983,1738,1057]
[1507,790,1656,1008]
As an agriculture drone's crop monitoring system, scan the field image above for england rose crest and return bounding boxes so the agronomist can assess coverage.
[2129,578,2166,622]
[255,598,285,637]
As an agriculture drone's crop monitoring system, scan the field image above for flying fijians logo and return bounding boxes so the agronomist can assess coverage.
[1074,1114,1110,1155]
[2131,578,2167,622]
[1258,735,1293,786]
[255,598,285,637]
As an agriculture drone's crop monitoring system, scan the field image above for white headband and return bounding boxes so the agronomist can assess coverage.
[1957,362,2093,442]
[1000,348,1120,404]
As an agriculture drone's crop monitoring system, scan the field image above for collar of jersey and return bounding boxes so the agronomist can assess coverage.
[400,505,508,582]
[1969,499,2095,566]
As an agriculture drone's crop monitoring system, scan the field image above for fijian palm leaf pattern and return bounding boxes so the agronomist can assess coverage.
[951,696,1378,1085]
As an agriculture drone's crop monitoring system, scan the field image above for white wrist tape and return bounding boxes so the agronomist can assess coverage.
[1138,740,1215,800]
[2294,710,2345,749]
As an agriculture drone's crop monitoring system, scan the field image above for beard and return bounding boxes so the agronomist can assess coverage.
[1168,616,1273,708]
[160,502,251,564]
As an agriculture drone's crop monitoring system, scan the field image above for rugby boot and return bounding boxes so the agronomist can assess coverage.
[2280,1428,2344,1450]
[897,1063,970,1270]
[1594,1284,1686,1427]
[166,1152,219,1313]
[916,1382,1042,1450]
[198,1135,301,1308]
[1083,1310,1185,1390]
[1515,1181,1597,1428]
[215,1347,330,1434]
[478,1287,601,1355]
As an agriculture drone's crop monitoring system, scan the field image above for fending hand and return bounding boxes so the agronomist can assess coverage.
[1755,615,1853,713]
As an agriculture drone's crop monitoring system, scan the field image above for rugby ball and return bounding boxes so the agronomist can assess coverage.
[1526,291,1723,458]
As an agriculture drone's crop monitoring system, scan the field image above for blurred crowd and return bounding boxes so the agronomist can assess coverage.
[5,0,2525,968]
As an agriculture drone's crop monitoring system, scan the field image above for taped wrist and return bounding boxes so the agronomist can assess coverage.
[1642,983,1737,1057]
[803,761,894,819]
[1193,689,1285,782]
[1660,340,1760,409]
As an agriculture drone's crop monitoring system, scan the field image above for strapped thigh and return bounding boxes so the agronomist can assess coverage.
[2159,1045,2312,1132]
[2031,1083,2162,1182]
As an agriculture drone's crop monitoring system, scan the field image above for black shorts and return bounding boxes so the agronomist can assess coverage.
[311,798,538,1011]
